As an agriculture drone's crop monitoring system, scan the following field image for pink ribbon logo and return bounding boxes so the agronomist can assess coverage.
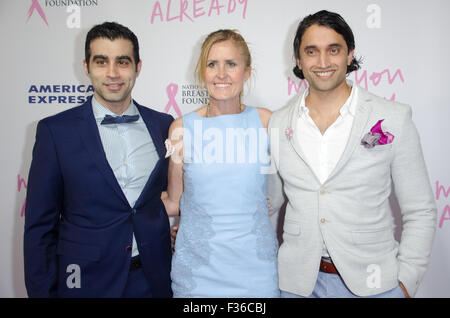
[164,83,182,117]
[26,0,49,26]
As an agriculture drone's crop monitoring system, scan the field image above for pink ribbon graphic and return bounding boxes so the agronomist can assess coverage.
[285,127,293,140]
[164,83,182,117]
[27,0,49,26]
[370,119,394,145]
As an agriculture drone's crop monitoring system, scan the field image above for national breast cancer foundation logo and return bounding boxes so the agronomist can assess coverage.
[26,0,99,28]
[164,83,182,117]
[163,82,209,118]
[26,0,49,26]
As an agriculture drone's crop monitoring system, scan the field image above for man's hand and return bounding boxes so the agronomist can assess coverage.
[171,225,178,253]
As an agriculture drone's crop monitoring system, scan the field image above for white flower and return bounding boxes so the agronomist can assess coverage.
[164,139,175,158]
[285,127,293,140]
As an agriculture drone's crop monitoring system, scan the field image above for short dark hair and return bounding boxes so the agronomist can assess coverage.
[85,21,140,72]
[292,10,362,79]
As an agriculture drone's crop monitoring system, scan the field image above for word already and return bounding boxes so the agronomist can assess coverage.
[17,174,27,218]
[150,0,248,24]
[436,180,450,229]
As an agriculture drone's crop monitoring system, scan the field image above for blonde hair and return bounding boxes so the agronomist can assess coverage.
[195,29,251,87]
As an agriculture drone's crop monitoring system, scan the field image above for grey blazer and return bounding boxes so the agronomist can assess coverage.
[268,85,436,297]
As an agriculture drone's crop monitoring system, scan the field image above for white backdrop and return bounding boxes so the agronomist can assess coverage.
[1,0,449,297]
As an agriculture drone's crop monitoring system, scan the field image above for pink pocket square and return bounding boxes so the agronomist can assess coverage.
[361,120,394,148]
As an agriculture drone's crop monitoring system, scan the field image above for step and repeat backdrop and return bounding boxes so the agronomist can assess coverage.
[1,0,448,297]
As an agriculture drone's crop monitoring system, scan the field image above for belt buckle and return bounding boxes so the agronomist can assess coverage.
[320,257,339,275]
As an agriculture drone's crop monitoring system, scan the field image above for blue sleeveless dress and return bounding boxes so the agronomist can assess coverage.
[171,106,280,298]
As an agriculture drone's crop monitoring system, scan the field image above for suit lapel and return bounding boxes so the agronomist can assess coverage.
[287,99,306,160]
[326,88,373,183]
[286,95,322,184]
[134,102,166,206]
[136,102,165,160]
[76,97,129,206]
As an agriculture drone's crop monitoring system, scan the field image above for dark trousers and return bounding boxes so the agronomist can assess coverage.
[121,265,152,298]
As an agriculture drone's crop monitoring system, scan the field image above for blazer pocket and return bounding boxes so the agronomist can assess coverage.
[283,219,301,236]
[351,227,393,245]
[363,143,393,152]
[56,240,101,261]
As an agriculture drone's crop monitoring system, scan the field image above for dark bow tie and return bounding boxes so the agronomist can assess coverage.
[100,114,140,125]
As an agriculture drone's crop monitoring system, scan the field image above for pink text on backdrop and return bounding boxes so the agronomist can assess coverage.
[354,69,404,91]
[287,68,404,101]
[436,180,450,229]
[439,205,450,229]
[17,174,27,218]
[287,78,308,96]
[436,180,450,200]
[151,0,248,23]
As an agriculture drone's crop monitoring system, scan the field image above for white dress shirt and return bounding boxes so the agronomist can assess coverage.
[296,82,358,257]
[92,97,159,257]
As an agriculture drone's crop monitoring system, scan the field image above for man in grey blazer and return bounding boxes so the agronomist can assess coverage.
[268,10,436,298]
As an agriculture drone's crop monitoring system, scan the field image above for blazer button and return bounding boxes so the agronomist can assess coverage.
[132,208,137,215]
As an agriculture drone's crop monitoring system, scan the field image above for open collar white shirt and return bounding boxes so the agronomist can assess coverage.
[297,82,358,185]
[296,82,358,257]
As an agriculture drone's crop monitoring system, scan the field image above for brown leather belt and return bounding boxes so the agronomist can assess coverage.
[320,258,339,275]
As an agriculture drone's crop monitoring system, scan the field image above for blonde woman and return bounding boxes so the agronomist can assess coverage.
[162,29,280,297]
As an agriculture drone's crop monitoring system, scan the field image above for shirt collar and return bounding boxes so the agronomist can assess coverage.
[92,96,139,121]
[298,80,358,118]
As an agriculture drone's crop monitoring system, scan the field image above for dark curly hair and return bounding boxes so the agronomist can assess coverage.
[292,10,362,79]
